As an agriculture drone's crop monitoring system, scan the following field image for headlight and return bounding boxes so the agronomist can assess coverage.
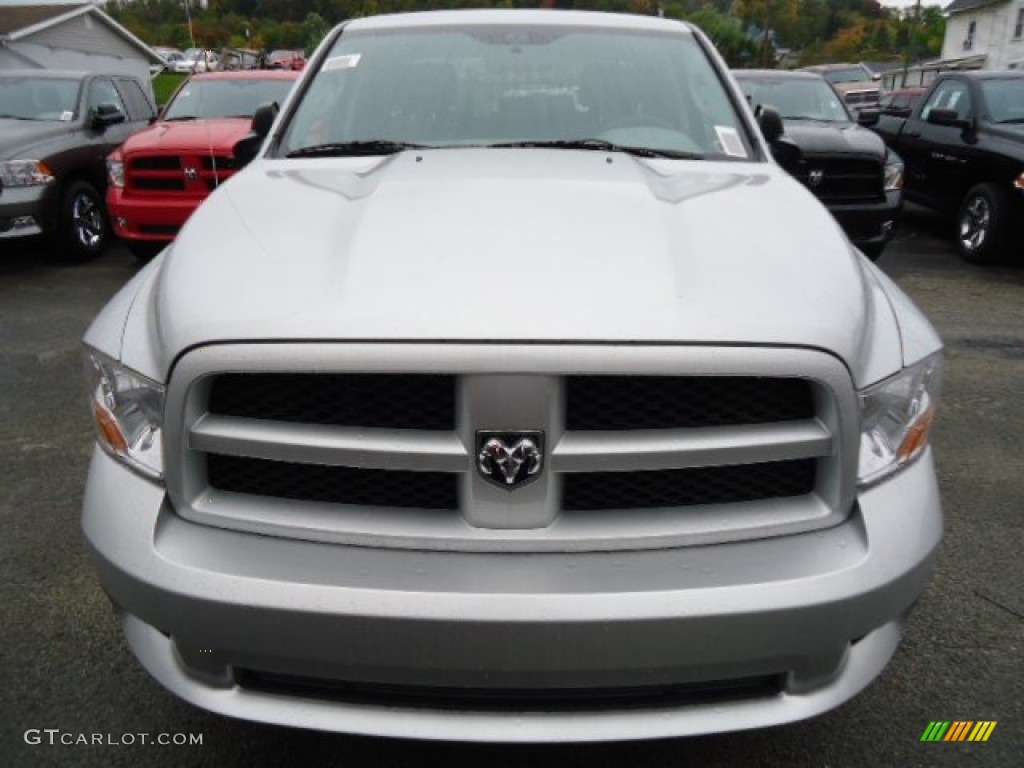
[107,155,125,188]
[84,346,164,480]
[883,159,903,191]
[0,159,54,187]
[858,352,943,487]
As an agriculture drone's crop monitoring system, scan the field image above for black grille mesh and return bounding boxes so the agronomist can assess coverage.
[236,669,784,712]
[566,376,814,431]
[133,177,186,191]
[563,459,815,511]
[208,373,456,431]
[207,454,458,510]
[131,155,181,170]
[794,158,882,204]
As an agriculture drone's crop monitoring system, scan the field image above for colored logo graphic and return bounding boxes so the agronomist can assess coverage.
[921,721,997,742]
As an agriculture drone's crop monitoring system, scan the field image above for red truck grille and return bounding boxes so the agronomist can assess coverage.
[126,154,238,195]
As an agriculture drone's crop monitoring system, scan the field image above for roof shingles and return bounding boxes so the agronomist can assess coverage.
[943,0,1009,15]
[0,4,87,37]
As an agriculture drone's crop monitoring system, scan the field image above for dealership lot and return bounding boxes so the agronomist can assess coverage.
[1,208,1021,766]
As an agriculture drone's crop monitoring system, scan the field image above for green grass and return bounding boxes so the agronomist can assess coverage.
[153,72,187,108]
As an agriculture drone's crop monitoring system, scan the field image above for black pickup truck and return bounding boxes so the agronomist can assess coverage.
[872,71,1024,263]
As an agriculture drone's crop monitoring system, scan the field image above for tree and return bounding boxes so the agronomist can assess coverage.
[302,11,331,52]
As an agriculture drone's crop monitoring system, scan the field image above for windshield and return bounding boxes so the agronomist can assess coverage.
[737,77,851,122]
[281,23,752,160]
[822,67,871,85]
[0,76,81,121]
[163,78,295,120]
[981,78,1024,123]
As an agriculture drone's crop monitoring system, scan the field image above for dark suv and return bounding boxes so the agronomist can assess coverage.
[735,70,904,260]
[0,70,154,260]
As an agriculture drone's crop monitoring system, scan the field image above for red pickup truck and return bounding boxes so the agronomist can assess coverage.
[106,70,298,260]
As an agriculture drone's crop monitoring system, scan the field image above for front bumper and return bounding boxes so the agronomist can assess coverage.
[0,183,51,239]
[107,188,200,243]
[83,446,942,742]
[829,190,902,249]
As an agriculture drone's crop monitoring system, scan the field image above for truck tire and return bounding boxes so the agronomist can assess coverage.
[58,180,108,262]
[859,243,885,262]
[957,183,1011,264]
[125,240,165,263]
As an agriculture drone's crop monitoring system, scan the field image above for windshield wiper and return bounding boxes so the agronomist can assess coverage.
[996,117,1024,124]
[0,114,37,121]
[163,116,198,122]
[286,140,432,158]
[487,139,703,160]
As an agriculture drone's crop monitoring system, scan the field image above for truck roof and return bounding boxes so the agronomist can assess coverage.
[344,9,696,35]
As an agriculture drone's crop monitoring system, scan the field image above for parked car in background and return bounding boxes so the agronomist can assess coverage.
[83,10,944,742]
[219,47,263,71]
[0,70,154,260]
[173,48,219,74]
[870,71,1024,263]
[152,46,184,73]
[106,70,299,260]
[800,62,882,114]
[734,70,903,259]
[266,49,306,70]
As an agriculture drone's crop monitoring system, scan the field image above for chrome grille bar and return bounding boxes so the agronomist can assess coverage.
[552,421,832,473]
[189,415,466,472]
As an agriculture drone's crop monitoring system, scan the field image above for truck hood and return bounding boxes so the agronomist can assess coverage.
[119,118,251,156]
[0,118,77,159]
[984,121,1024,149]
[782,121,885,159]
[151,149,885,377]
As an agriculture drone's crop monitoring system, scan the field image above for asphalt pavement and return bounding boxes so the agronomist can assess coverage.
[1,209,1021,767]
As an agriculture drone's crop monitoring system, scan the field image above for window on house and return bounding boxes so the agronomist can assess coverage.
[1014,8,1024,39]
[964,20,977,50]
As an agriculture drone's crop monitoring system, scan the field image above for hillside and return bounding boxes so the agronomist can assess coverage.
[106,0,946,67]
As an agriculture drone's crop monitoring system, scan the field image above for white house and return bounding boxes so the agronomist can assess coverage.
[0,3,163,95]
[942,0,1024,69]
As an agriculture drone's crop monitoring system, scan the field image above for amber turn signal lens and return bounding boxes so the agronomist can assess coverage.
[92,402,129,453]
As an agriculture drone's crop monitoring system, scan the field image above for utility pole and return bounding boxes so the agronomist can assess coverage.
[184,0,195,51]
[900,0,922,88]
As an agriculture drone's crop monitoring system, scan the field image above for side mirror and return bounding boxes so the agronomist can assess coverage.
[91,103,126,131]
[756,106,802,168]
[856,109,880,127]
[757,105,785,144]
[927,108,970,129]
[233,101,278,166]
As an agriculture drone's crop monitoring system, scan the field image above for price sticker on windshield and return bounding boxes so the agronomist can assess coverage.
[715,126,747,158]
[324,53,362,72]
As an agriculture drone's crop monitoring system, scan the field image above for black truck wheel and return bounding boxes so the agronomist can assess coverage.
[957,183,1011,264]
[58,180,108,262]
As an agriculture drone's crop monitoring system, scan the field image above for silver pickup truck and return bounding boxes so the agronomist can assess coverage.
[82,10,944,742]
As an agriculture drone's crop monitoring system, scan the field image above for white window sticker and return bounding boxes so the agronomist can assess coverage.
[324,53,362,72]
[715,126,747,158]
[60,110,74,121]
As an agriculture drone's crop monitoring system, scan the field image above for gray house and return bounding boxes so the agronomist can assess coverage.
[0,3,162,100]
